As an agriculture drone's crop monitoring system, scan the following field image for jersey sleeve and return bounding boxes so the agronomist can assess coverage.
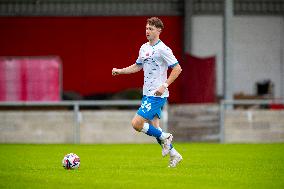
[160,46,179,68]
[135,46,143,66]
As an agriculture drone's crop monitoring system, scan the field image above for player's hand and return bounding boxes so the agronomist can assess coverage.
[112,68,121,76]
[154,85,166,96]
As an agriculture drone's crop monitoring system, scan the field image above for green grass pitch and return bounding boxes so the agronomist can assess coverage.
[1,143,284,189]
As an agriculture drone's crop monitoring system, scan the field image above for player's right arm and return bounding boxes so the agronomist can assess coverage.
[112,63,142,76]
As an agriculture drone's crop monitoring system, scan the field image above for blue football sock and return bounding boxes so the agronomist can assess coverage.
[141,123,162,138]
[147,124,162,138]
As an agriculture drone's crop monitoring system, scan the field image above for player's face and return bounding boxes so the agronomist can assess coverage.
[146,24,161,41]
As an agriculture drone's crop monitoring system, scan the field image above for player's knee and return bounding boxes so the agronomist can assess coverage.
[131,118,143,132]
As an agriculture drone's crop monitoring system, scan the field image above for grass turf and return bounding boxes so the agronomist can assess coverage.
[0,143,284,189]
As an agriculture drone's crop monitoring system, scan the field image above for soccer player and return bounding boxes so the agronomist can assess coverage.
[112,17,182,168]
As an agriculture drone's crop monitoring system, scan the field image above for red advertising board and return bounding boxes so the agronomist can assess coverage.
[0,57,61,101]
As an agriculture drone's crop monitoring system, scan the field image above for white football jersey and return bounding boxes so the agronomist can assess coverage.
[136,40,179,97]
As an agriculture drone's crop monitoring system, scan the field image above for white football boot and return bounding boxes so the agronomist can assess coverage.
[161,133,173,157]
[168,152,183,168]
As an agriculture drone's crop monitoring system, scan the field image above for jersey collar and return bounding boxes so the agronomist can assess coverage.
[149,39,161,47]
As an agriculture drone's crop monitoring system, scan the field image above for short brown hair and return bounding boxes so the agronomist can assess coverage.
[147,17,164,30]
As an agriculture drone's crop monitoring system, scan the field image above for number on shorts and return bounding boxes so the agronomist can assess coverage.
[141,100,152,112]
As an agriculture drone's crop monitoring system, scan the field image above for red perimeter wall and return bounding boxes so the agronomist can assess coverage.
[0,16,183,103]
[182,54,216,103]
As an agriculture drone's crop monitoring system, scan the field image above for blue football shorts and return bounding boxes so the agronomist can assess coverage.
[137,95,167,121]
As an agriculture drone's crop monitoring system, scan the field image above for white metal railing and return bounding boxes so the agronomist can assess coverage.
[219,99,284,143]
[0,100,168,143]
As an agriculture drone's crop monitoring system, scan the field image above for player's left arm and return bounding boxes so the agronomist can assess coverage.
[154,64,182,96]
[165,63,182,86]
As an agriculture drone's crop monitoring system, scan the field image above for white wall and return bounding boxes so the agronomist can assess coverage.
[224,110,284,143]
[0,110,155,144]
[192,16,224,96]
[192,16,284,98]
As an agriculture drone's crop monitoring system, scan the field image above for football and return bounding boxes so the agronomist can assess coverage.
[62,153,80,169]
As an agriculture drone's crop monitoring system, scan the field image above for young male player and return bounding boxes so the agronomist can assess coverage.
[112,17,182,168]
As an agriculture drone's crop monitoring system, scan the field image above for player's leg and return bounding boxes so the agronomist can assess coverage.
[149,117,170,147]
[131,114,171,141]
[150,118,172,156]
[168,151,183,168]
[150,117,182,167]
[149,117,163,146]
[134,96,173,156]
